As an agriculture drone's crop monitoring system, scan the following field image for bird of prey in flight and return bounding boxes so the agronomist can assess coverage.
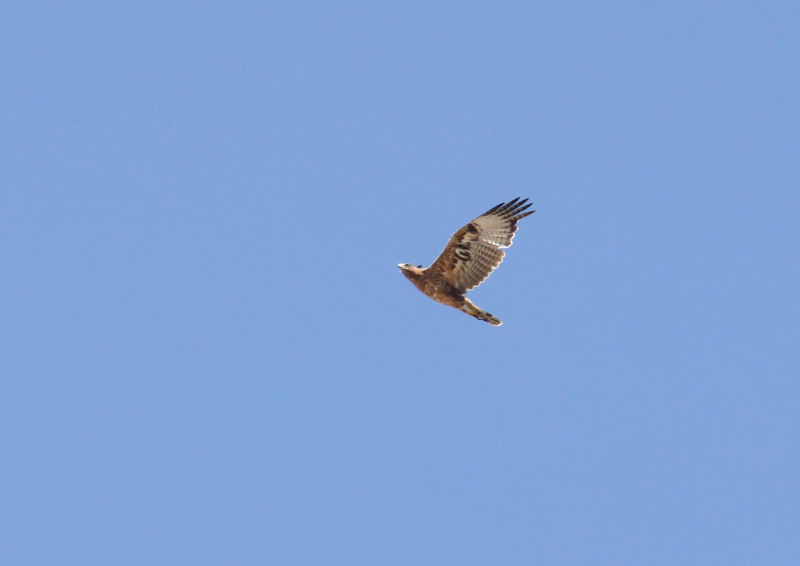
[398,198,534,326]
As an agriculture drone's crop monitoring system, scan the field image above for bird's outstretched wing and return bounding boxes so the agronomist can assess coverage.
[427,198,534,293]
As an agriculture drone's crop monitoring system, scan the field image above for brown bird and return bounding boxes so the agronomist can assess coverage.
[398,198,534,326]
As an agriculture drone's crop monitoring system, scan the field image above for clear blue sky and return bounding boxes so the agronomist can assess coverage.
[2,2,799,564]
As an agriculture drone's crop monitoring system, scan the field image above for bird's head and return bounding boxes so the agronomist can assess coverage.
[398,263,424,278]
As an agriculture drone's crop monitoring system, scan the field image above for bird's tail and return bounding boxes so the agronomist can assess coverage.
[461,298,503,326]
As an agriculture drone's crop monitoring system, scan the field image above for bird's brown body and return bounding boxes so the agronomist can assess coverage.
[399,266,464,310]
[398,198,534,326]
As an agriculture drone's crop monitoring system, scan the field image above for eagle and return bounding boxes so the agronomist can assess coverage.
[398,198,534,326]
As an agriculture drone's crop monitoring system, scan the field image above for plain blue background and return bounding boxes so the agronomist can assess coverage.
[2,2,799,564]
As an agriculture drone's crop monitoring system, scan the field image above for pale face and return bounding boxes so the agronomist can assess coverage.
[398,263,425,281]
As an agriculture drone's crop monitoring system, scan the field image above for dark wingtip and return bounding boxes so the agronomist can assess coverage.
[482,197,536,219]
[482,202,505,216]
[514,202,533,215]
